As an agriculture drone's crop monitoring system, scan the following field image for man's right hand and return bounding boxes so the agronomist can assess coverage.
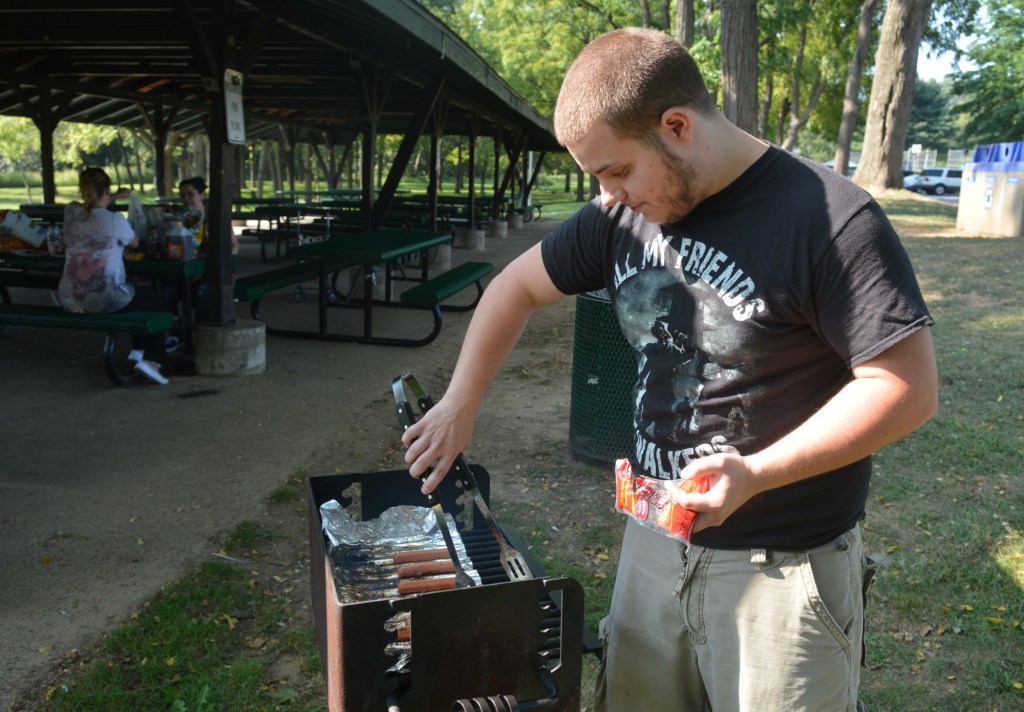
[402,396,476,493]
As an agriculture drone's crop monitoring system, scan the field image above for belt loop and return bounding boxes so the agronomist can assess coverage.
[750,548,769,566]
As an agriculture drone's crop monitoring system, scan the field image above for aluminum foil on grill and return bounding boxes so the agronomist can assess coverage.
[319,501,480,600]
[319,502,482,669]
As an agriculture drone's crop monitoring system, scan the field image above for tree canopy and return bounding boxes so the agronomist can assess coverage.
[952,0,1024,144]
[424,0,1005,167]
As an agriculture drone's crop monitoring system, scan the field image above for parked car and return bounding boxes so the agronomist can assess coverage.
[905,167,963,195]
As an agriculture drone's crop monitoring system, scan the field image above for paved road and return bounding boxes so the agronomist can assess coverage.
[0,219,549,708]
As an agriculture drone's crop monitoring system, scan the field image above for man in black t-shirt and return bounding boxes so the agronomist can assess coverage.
[402,28,937,711]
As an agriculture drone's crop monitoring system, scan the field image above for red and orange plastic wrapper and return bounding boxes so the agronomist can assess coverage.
[614,458,710,543]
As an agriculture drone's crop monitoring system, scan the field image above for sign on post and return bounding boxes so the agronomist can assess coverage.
[224,69,246,145]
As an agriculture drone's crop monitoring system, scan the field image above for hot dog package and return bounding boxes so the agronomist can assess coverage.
[614,458,710,543]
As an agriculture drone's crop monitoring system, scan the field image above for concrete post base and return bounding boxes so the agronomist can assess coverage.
[353,267,386,300]
[332,267,361,298]
[509,213,524,229]
[456,227,486,250]
[487,219,508,239]
[430,243,452,269]
[194,319,266,376]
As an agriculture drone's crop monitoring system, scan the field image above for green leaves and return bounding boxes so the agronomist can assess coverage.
[952,0,1024,143]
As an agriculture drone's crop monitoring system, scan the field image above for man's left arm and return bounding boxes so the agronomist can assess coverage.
[670,327,938,532]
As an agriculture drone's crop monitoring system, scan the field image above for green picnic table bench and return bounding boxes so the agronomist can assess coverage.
[391,260,495,345]
[510,204,543,222]
[0,272,61,302]
[399,261,493,311]
[234,255,358,320]
[0,304,175,387]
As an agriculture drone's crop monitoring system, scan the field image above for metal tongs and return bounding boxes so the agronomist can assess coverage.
[392,373,534,583]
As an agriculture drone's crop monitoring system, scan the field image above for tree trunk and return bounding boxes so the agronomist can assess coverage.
[271,142,282,194]
[778,16,819,150]
[116,131,135,190]
[376,138,384,190]
[758,74,773,139]
[304,143,313,196]
[436,138,444,188]
[256,140,269,198]
[640,0,652,27]
[782,78,827,151]
[134,138,146,195]
[20,173,33,204]
[248,143,255,193]
[456,141,464,193]
[676,0,695,47]
[852,0,932,193]
[834,0,880,177]
[776,97,790,146]
[347,142,355,189]
[781,13,828,152]
[720,0,759,135]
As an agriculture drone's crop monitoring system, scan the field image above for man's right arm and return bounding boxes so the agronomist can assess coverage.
[402,242,567,492]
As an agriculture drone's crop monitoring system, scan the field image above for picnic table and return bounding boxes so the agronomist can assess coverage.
[0,250,207,354]
[238,229,490,346]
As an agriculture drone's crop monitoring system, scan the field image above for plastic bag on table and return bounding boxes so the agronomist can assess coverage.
[127,193,148,239]
[1,210,46,248]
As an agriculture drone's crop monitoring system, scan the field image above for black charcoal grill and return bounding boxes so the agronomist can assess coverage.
[308,466,600,712]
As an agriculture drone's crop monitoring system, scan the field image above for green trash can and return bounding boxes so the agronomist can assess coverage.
[569,291,637,464]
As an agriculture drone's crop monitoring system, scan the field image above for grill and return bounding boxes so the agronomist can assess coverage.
[308,466,600,712]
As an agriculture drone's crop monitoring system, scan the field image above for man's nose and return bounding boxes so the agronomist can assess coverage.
[600,182,625,207]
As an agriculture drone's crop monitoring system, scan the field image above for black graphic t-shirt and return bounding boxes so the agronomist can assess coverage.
[542,146,932,549]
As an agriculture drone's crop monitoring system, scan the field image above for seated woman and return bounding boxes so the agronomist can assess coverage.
[164,176,239,351]
[59,167,170,385]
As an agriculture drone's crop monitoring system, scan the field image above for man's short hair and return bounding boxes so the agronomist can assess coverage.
[554,28,715,148]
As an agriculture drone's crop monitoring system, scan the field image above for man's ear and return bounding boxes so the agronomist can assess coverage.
[661,108,694,145]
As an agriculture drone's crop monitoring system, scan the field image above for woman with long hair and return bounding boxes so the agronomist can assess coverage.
[59,167,171,385]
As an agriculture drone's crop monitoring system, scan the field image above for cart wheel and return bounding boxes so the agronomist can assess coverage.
[326,289,340,304]
[293,285,306,302]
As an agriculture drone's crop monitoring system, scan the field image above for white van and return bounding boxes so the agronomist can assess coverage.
[905,167,963,195]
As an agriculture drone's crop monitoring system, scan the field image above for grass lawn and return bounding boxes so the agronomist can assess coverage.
[856,193,1023,710]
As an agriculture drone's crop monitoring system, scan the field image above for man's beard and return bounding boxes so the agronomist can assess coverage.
[660,150,700,224]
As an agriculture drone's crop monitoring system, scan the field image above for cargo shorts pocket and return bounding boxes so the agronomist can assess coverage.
[803,530,860,653]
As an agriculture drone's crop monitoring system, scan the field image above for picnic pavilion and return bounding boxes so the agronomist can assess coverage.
[0,0,562,331]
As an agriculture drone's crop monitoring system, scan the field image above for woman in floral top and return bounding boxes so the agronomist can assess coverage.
[59,167,171,385]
